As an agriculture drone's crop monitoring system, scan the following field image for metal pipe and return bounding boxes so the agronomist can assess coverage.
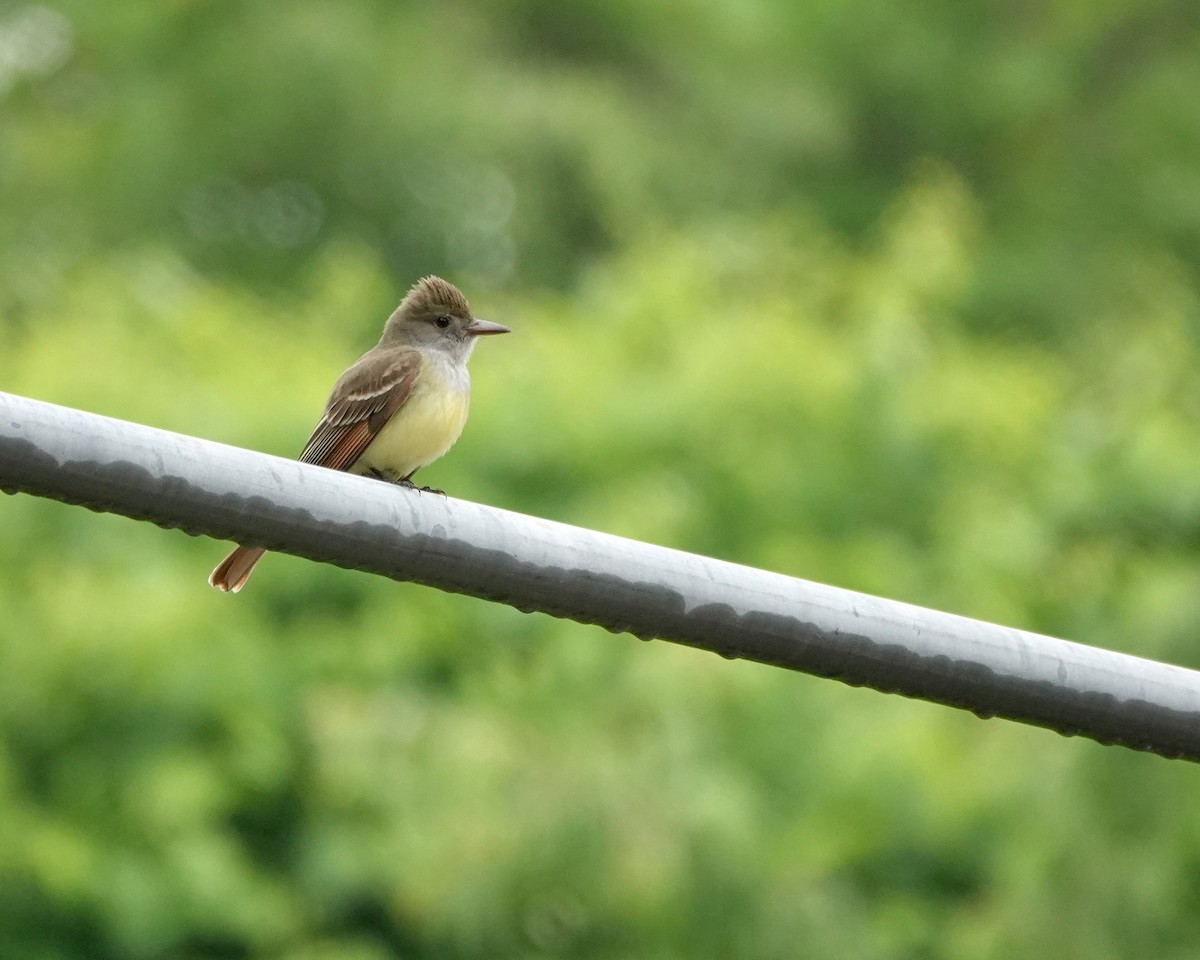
[2,389,1198,761]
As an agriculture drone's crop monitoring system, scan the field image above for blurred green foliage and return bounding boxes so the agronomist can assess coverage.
[3,1,1200,958]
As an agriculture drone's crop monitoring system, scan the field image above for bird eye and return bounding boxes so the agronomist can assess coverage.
[435,315,452,329]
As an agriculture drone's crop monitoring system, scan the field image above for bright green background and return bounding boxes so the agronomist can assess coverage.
[3,2,1200,957]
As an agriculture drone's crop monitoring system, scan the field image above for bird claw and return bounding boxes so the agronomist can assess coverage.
[403,477,447,496]
[364,469,445,496]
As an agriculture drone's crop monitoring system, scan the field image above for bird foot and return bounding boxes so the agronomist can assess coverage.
[365,469,445,496]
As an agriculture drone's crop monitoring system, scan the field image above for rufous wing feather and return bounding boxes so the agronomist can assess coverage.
[208,350,421,593]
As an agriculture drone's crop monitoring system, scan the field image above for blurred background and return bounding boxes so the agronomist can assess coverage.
[2,0,1200,957]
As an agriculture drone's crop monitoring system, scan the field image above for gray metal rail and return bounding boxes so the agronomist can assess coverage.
[2,389,1198,761]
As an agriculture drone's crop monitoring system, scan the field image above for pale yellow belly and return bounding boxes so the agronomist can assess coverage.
[352,376,470,480]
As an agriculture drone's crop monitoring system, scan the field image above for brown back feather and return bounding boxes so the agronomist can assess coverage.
[298,348,421,470]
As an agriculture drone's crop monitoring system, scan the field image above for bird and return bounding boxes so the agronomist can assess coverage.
[209,275,508,593]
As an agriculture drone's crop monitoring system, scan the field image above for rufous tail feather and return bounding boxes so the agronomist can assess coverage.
[209,546,267,593]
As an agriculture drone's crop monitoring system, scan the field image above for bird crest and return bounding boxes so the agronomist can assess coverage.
[403,275,471,316]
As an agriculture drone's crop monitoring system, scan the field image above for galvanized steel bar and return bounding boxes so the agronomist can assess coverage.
[2,389,1198,761]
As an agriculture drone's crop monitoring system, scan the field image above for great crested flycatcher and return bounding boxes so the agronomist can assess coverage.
[208,275,509,593]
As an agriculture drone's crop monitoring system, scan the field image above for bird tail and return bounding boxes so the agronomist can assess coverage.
[209,545,267,593]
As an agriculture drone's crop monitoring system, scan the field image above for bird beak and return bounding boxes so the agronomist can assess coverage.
[466,318,510,336]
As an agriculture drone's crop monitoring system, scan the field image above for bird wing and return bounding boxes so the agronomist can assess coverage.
[297,348,421,471]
